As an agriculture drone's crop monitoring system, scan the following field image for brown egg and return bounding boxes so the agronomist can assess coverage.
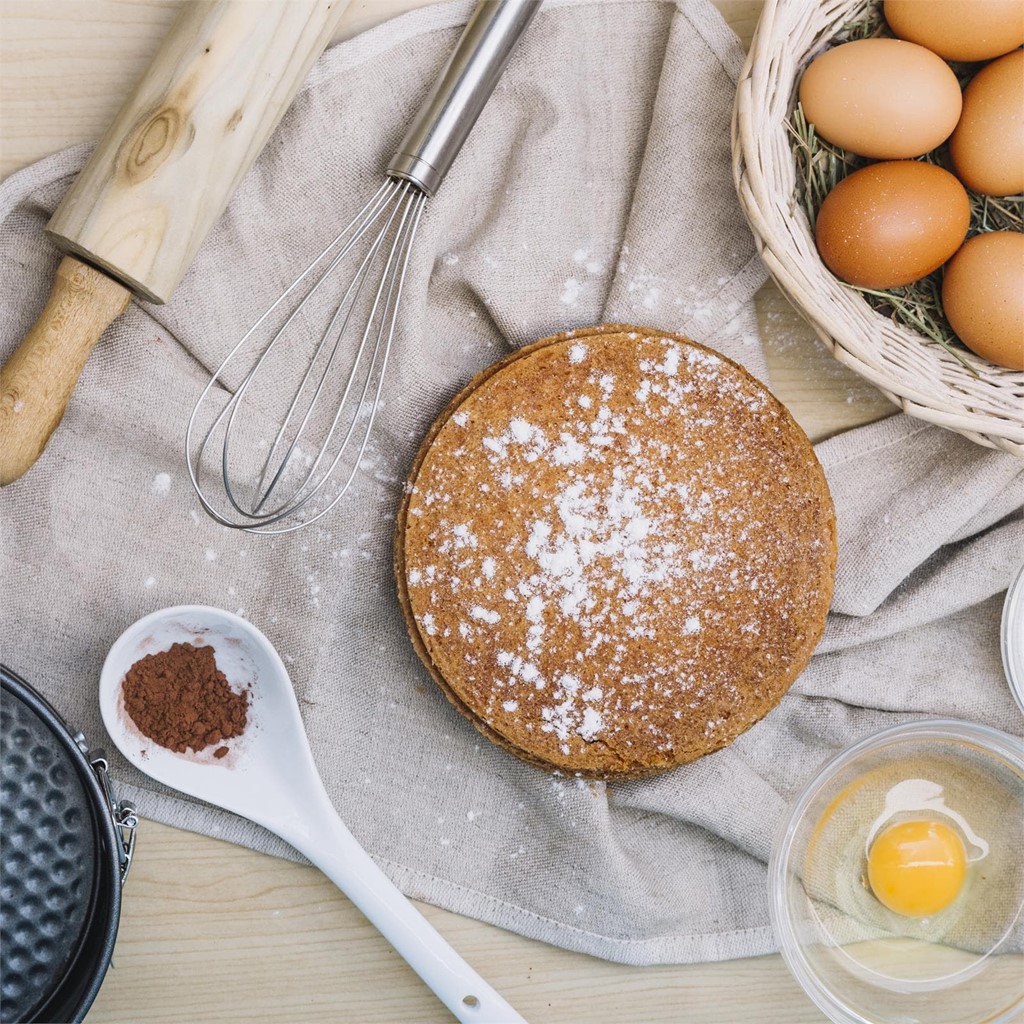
[950,50,1024,197]
[942,232,1024,369]
[816,162,971,289]
[799,39,963,159]
[884,0,1024,61]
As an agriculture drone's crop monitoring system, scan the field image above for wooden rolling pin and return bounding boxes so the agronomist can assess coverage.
[0,0,350,486]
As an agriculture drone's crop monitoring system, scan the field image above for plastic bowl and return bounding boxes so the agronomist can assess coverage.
[770,719,1024,1024]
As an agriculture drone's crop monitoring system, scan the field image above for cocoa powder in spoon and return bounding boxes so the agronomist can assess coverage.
[122,642,248,757]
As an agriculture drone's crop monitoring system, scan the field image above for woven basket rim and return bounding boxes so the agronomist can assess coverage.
[732,0,1024,457]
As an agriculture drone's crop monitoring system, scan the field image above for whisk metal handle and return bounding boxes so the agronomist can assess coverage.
[387,0,541,196]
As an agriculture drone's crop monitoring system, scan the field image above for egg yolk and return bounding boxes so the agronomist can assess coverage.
[867,819,967,917]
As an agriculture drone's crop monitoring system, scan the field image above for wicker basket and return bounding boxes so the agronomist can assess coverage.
[732,0,1024,457]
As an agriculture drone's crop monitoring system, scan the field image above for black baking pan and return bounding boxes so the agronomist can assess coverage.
[0,665,137,1024]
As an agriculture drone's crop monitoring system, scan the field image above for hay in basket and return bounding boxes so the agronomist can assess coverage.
[732,0,1024,456]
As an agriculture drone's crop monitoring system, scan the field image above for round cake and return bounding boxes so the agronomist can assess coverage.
[396,325,836,779]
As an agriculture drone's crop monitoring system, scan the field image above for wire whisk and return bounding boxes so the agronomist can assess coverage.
[187,0,540,534]
[187,179,425,533]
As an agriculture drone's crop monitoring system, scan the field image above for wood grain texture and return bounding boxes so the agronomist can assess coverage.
[0,0,894,1021]
[46,0,352,303]
[89,820,825,1024]
[0,255,130,484]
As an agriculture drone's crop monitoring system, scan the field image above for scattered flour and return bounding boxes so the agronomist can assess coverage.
[560,278,583,306]
[470,606,500,624]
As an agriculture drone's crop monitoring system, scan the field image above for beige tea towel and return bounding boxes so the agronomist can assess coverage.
[1,0,1021,965]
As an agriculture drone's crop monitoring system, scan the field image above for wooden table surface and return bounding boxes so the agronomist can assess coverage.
[1,2,895,1021]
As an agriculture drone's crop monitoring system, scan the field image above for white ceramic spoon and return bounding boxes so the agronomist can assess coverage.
[99,605,525,1024]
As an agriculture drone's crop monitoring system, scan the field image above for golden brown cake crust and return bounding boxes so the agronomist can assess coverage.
[395,325,837,779]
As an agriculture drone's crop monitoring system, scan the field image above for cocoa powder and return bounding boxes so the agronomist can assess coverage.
[122,642,249,754]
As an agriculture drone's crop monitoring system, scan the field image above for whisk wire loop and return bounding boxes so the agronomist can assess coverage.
[186,178,426,534]
[242,180,413,518]
[187,179,396,520]
[306,184,426,516]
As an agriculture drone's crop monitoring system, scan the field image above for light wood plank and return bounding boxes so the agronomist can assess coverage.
[91,820,824,1024]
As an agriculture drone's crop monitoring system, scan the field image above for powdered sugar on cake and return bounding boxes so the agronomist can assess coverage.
[403,330,833,770]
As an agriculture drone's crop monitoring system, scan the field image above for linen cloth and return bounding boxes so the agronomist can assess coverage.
[1,0,1021,965]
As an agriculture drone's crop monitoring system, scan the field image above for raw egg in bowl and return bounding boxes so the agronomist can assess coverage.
[771,719,1023,1024]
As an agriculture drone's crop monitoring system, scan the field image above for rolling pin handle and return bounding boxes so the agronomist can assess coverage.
[0,256,131,486]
